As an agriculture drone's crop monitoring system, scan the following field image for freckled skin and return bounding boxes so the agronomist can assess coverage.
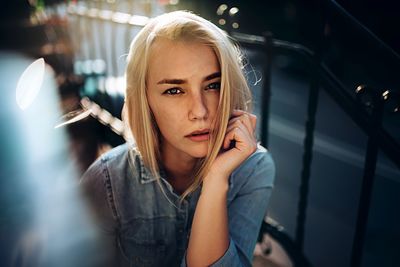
[146,39,221,161]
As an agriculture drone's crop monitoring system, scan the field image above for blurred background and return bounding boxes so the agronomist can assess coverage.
[0,1,399,267]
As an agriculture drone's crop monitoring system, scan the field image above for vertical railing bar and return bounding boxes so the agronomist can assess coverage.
[90,1,102,62]
[123,1,135,72]
[295,65,320,250]
[80,4,90,62]
[110,0,118,78]
[350,96,383,267]
[85,1,96,61]
[97,0,108,76]
[260,32,273,148]
[294,2,328,248]
[294,8,327,249]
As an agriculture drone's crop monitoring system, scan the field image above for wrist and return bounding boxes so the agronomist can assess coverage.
[202,172,229,195]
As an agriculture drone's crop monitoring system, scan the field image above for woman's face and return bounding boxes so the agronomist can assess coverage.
[146,38,221,160]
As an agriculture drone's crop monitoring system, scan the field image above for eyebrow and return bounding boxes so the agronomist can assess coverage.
[157,72,221,85]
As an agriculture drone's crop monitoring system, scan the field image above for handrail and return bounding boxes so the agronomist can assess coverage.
[231,31,400,170]
[327,0,400,61]
[232,29,399,267]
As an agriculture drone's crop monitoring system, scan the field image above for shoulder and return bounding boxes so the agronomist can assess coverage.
[229,143,275,194]
[80,142,142,187]
[99,142,137,165]
[80,143,145,220]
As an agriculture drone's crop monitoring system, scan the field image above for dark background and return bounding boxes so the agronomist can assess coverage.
[1,1,399,267]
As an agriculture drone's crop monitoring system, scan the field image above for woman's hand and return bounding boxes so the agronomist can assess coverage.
[205,110,258,184]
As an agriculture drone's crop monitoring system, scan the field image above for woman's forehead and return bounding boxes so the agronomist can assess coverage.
[150,37,212,54]
[147,39,220,82]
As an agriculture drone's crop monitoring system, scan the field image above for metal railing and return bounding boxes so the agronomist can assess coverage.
[231,5,399,267]
[65,1,400,266]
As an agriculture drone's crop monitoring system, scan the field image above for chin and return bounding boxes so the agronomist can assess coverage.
[187,150,208,159]
[186,145,209,158]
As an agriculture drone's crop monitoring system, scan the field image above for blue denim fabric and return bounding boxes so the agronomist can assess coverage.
[81,143,275,267]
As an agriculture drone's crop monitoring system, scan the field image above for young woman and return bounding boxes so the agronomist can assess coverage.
[81,10,275,267]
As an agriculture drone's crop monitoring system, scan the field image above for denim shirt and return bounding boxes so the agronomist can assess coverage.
[81,143,275,267]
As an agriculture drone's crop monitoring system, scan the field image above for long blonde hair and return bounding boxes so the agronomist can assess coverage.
[125,10,252,199]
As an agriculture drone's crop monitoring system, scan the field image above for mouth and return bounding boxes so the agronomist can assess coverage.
[185,129,210,142]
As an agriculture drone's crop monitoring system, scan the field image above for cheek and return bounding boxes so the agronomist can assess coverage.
[152,105,184,133]
[148,97,168,123]
[207,94,220,115]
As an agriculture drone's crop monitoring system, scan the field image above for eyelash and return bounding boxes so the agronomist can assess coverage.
[163,88,182,95]
[206,82,221,90]
[162,82,221,95]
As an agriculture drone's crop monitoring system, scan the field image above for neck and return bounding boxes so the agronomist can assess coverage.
[161,150,198,194]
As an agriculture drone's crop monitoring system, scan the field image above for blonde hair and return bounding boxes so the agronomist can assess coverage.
[125,10,252,199]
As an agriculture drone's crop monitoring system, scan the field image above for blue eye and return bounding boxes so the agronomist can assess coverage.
[163,88,183,95]
[206,82,221,90]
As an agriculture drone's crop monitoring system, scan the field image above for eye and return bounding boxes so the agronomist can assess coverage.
[163,88,183,95]
[206,82,221,90]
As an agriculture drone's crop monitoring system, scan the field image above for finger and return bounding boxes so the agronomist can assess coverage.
[228,115,253,135]
[231,110,257,132]
[223,124,246,150]
[226,119,257,147]
[231,109,246,116]
[241,113,256,133]
[248,113,257,131]
[226,118,246,134]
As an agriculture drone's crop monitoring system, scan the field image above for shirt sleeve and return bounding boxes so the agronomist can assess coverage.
[180,150,275,267]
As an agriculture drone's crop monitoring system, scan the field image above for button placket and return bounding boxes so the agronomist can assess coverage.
[177,201,188,249]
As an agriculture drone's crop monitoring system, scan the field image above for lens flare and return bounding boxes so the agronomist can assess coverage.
[16,58,45,110]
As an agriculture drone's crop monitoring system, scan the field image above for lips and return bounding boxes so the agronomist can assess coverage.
[185,129,210,137]
[185,129,210,142]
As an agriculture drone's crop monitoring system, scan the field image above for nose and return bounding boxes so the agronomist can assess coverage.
[188,92,208,121]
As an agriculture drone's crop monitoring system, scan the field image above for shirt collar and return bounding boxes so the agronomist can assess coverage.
[139,159,158,184]
[128,146,158,184]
